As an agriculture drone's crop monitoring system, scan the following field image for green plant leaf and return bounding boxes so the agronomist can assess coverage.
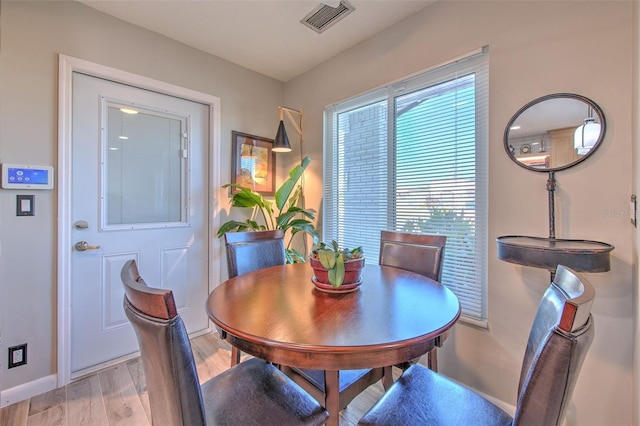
[223,184,260,205]
[288,220,316,234]
[287,185,303,210]
[289,226,318,249]
[219,157,317,262]
[312,242,327,255]
[286,248,306,263]
[328,268,338,287]
[291,206,317,219]
[318,250,335,270]
[223,184,275,227]
[276,207,316,228]
[275,156,311,211]
[275,211,300,228]
[292,185,302,206]
[331,254,345,287]
[216,220,260,237]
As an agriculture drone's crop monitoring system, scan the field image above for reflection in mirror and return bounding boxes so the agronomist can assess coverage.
[504,93,606,172]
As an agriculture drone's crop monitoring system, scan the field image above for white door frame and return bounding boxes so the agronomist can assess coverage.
[57,54,221,386]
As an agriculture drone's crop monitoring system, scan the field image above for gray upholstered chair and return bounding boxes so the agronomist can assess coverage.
[224,229,286,278]
[224,229,286,365]
[121,259,328,426]
[359,265,595,426]
[379,230,446,282]
[379,230,447,370]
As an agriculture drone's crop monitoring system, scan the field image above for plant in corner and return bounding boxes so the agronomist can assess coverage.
[310,240,364,287]
[217,156,318,263]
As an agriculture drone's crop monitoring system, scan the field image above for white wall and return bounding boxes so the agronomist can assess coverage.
[0,1,283,393]
[284,1,634,425]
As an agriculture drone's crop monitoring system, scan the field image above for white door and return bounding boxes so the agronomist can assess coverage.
[70,72,210,375]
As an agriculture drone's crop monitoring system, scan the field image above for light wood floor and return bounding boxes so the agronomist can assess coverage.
[0,332,389,425]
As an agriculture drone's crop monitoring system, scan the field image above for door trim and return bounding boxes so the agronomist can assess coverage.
[57,54,221,386]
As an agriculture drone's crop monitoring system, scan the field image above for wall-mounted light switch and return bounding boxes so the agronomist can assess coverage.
[16,195,34,216]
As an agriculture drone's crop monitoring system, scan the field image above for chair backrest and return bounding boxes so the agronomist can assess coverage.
[514,265,596,426]
[121,259,206,426]
[379,231,447,282]
[224,229,286,278]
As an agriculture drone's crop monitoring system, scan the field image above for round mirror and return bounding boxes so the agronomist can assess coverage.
[504,93,606,172]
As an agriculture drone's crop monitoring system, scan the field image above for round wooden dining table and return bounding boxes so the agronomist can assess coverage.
[206,262,460,426]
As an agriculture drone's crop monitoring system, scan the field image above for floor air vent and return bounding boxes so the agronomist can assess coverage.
[302,1,355,34]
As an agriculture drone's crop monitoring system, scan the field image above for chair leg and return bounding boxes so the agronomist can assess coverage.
[427,348,438,371]
[230,346,241,367]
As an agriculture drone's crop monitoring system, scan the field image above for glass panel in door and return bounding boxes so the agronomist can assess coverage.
[105,103,187,228]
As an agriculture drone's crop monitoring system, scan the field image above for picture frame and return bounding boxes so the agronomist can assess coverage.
[231,131,276,195]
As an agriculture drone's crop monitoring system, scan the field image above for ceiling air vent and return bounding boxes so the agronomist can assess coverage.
[301,1,355,34]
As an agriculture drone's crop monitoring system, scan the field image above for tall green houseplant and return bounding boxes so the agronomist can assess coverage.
[217,156,318,263]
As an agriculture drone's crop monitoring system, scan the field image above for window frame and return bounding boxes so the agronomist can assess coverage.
[323,47,488,326]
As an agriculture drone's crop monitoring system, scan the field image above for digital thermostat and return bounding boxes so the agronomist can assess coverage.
[1,163,54,190]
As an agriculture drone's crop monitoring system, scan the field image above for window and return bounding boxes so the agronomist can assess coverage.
[323,48,488,324]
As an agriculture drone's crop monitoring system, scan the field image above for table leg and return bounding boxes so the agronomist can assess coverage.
[324,370,340,426]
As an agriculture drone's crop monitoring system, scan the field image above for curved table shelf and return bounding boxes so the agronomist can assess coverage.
[496,235,614,273]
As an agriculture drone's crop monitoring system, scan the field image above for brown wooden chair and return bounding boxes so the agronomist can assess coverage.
[121,259,328,426]
[224,229,286,364]
[379,230,447,370]
[359,265,595,426]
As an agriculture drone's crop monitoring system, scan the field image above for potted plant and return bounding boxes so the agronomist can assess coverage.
[310,240,364,288]
[217,156,318,263]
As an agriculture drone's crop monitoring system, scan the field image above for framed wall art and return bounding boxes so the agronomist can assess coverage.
[231,131,276,195]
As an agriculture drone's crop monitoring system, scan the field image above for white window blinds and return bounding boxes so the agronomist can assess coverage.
[324,48,488,324]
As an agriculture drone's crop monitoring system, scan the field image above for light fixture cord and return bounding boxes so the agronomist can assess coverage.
[279,106,309,257]
[298,110,309,257]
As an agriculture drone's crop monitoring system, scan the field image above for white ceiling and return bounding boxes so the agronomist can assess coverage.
[76,0,435,82]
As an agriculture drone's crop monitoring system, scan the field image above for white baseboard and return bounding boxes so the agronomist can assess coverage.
[1,374,57,408]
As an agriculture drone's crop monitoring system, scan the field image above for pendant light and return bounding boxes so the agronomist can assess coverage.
[574,106,601,155]
[273,107,303,153]
[273,120,292,152]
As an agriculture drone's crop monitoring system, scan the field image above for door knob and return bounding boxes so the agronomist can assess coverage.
[75,241,100,251]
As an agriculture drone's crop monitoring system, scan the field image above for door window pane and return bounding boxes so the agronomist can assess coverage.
[105,104,186,226]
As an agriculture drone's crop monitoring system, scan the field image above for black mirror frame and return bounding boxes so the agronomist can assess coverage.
[503,93,606,172]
